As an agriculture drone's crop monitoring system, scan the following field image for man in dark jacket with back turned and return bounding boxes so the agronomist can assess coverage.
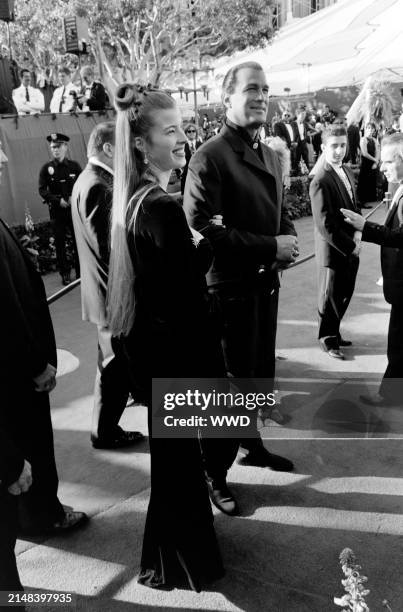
[71,122,143,449]
[341,132,403,406]
[184,62,297,516]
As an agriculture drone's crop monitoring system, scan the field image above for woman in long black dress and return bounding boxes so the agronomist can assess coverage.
[106,83,224,591]
[357,122,379,208]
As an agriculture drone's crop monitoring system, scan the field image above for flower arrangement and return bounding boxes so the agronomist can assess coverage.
[19,205,40,270]
[334,548,393,612]
[334,548,370,611]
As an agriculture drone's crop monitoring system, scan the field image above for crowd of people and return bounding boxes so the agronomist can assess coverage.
[11,65,109,116]
[1,60,403,605]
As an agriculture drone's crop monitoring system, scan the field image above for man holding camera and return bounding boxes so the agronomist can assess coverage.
[49,67,80,113]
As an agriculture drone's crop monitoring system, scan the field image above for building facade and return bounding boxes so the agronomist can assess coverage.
[272,0,338,29]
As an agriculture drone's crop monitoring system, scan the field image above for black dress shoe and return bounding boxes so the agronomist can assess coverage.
[359,393,394,407]
[207,480,239,516]
[319,338,345,360]
[49,510,89,533]
[22,510,89,536]
[239,447,294,471]
[92,430,144,449]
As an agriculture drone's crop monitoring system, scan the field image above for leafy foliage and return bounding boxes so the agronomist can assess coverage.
[1,0,275,89]
[0,0,78,85]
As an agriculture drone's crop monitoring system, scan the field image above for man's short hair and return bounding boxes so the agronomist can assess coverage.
[20,68,30,78]
[321,124,347,144]
[81,65,94,78]
[221,61,264,104]
[87,121,115,157]
[382,133,403,160]
[58,66,71,76]
[296,104,306,113]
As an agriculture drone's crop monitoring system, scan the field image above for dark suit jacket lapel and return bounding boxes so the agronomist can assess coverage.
[261,144,283,209]
[280,122,291,147]
[343,165,359,211]
[385,188,403,226]
[221,125,282,219]
[222,125,271,176]
[325,163,356,211]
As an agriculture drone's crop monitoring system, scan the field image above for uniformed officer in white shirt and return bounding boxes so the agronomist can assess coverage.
[12,69,45,115]
[49,67,80,114]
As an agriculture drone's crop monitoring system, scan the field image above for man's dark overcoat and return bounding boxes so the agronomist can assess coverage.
[184,123,296,479]
[0,218,64,531]
[362,188,403,399]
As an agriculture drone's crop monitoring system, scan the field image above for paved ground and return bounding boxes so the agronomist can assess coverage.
[16,205,403,611]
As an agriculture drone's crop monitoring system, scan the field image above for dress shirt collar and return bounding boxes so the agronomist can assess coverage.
[89,156,114,176]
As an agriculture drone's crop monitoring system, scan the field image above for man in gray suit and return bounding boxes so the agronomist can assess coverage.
[72,122,143,449]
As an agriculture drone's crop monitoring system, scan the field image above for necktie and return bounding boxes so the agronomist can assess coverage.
[59,86,66,112]
[25,87,30,102]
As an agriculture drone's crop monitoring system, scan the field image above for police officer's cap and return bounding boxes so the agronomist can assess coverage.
[46,133,70,144]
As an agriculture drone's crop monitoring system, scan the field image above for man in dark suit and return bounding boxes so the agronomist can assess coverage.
[71,122,143,449]
[294,104,314,174]
[180,124,203,194]
[184,62,298,516]
[310,124,361,360]
[0,140,87,536]
[341,133,403,406]
[347,121,361,165]
[273,110,298,171]
[78,66,109,111]
[273,110,298,148]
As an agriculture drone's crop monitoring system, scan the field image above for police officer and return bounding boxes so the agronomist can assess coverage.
[39,133,81,285]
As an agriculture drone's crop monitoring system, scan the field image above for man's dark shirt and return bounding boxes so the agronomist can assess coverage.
[39,158,82,209]
[225,118,264,162]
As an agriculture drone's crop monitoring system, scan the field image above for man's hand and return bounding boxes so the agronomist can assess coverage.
[33,363,57,393]
[341,208,365,231]
[275,234,299,263]
[8,460,32,496]
[60,198,69,208]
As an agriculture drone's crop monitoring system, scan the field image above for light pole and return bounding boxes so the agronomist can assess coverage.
[170,55,213,128]
[192,67,199,129]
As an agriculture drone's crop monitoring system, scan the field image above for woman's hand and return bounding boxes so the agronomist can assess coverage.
[340,208,365,231]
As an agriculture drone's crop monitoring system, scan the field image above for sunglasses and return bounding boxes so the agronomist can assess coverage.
[186,130,196,134]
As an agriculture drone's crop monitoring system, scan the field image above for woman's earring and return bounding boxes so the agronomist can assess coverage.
[143,153,148,165]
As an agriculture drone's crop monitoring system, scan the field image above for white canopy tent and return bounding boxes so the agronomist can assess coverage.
[208,0,403,99]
